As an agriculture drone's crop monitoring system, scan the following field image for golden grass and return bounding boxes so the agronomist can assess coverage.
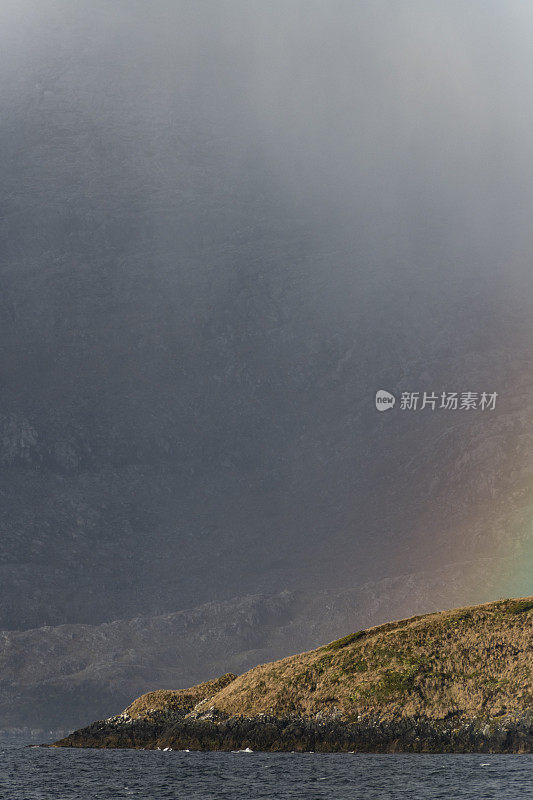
[203,598,533,722]
[124,672,237,719]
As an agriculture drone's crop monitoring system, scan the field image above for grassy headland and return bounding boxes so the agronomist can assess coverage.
[51,598,533,752]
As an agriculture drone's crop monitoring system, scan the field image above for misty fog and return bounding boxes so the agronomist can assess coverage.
[0,0,531,630]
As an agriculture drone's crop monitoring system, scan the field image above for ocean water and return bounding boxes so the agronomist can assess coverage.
[1,738,531,800]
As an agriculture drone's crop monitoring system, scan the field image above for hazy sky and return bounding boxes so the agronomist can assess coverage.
[0,1,531,627]
[2,0,533,297]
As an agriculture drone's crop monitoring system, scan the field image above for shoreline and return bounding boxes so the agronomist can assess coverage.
[47,711,533,754]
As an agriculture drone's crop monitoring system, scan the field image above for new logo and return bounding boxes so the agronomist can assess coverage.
[375,390,396,411]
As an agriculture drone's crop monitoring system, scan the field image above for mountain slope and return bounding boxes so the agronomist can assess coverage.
[51,598,533,753]
[0,560,514,730]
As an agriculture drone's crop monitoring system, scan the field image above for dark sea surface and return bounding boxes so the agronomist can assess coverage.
[1,738,531,800]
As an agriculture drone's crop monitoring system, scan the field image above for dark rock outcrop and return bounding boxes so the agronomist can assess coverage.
[51,710,533,754]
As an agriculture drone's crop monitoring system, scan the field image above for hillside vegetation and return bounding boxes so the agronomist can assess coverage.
[123,597,533,722]
[51,598,533,752]
[124,674,237,720]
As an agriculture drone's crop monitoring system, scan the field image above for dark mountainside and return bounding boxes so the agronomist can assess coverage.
[0,3,532,729]
[51,599,533,753]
